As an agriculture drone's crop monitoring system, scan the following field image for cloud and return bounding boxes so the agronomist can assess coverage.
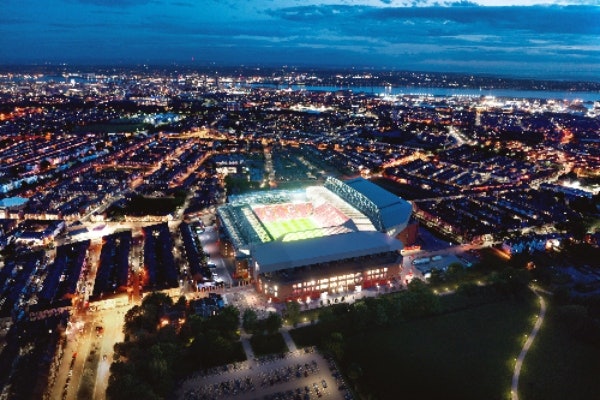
[258,3,600,78]
[0,16,26,25]
[269,4,600,37]
[170,1,193,7]
[67,0,155,7]
[2,0,599,80]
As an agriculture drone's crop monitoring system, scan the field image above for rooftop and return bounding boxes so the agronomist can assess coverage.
[252,231,403,274]
[344,177,413,234]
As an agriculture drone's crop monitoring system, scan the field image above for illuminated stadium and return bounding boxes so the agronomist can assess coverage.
[217,177,413,301]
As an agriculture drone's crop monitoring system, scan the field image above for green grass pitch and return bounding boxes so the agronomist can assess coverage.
[262,217,322,241]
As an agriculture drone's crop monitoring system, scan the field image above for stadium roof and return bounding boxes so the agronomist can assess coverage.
[344,177,413,234]
[252,231,403,274]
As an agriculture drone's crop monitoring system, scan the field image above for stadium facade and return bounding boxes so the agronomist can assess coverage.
[217,177,414,302]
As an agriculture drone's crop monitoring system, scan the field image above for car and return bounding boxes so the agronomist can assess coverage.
[322,380,327,388]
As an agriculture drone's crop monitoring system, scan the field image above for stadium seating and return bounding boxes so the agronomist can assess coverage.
[324,177,383,230]
[311,203,349,227]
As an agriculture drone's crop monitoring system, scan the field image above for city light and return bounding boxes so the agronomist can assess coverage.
[0,59,594,400]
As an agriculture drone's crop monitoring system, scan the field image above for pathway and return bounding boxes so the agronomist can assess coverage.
[281,329,298,352]
[240,333,255,361]
[511,287,547,400]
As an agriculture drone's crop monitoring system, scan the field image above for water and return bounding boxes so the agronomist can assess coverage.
[251,84,600,102]
[5,75,600,102]
[6,75,112,84]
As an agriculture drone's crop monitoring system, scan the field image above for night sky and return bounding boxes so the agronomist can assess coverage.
[1,0,599,79]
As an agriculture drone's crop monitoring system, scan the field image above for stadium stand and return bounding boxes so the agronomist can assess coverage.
[217,177,412,302]
[311,203,349,228]
[325,177,412,235]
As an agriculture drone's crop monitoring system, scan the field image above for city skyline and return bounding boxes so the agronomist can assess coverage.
[1,0,600,80]
[0,54,599,399]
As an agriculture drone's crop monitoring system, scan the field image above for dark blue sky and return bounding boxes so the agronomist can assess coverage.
[2,0,599,80]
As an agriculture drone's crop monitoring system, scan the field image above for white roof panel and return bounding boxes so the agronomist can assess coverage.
[344,177,412,232]
[252,231,403,273]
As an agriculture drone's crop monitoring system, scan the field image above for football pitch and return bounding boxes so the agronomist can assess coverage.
[263,217,322,241]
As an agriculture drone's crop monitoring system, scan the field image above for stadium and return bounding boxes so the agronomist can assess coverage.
[217,177,413,302]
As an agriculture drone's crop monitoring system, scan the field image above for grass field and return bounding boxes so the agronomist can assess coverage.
[263,217,322,241]
[291,296,537,400]
[519,303,600,400]
[345,298,537,400]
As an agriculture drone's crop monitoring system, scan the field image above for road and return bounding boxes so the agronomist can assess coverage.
[511,287,547,400]
[93,306,126,400]
[197,225,234,286]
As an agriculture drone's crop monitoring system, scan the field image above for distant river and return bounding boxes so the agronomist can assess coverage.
[10,75,600,102]
[251,83,600,102]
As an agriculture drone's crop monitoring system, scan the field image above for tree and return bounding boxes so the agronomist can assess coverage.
[210,305,239,338]
[445,263,465,283]
[347,362,363,381]
[456,281,480,297]
[142,291,174,320]
[264,312,282,334]
[175,295,188,312]
[107,362,161,400]
[146,344,174,396]
[318,307,336,330]
[382,295,403,322]
[242,308,258,333]
[284,300,301,326]
[374,302,389,327]
[351,301,370,332]
[123,305,156,338]
[205,335,234,366]
[401,279,441,318]
[428,268,444,285]
[39,159,51,172]
[322,331,345,359]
